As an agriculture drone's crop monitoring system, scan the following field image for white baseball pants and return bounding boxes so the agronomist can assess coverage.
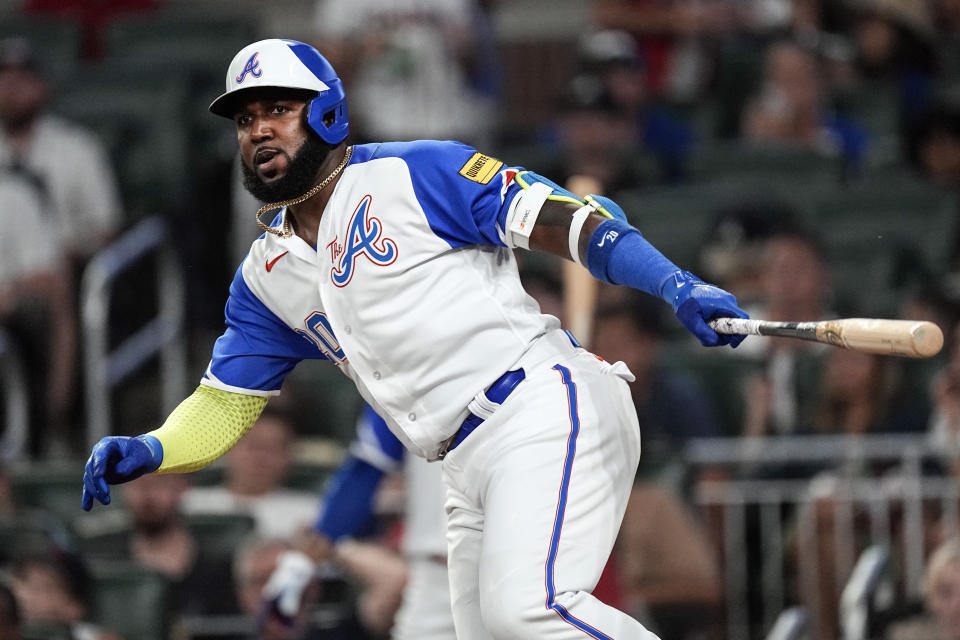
[442,331,660,639]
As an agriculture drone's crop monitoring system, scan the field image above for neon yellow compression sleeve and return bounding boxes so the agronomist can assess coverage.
[145,385,268,473]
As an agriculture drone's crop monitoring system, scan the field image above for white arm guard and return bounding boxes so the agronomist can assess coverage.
[504,181,554,250]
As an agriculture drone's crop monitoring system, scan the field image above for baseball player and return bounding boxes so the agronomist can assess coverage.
[261,404,454,639]
[81,39,748,639]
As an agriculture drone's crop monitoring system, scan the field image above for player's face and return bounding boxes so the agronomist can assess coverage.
[235,94,331,202]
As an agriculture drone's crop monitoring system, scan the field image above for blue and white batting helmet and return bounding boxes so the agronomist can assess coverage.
[209,38,349,145]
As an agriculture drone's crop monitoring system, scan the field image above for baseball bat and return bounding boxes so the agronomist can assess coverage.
[707,317,944,358]
[563,175,603,347]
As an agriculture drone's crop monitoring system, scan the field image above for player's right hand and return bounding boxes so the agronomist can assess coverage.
[662,270,749,348]
[81,435,163,511]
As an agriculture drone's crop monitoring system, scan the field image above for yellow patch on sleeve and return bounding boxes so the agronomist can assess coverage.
[458,152,504,184]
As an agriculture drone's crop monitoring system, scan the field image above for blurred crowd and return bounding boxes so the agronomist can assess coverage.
[2,0,960,638]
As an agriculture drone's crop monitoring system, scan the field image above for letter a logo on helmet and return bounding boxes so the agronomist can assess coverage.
[209,39,349,145]
[235,52,262,84]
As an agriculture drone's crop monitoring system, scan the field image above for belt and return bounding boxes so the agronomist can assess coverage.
[439,368,526,458]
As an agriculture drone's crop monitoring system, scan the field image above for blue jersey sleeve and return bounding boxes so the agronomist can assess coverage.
[203,264,326,393]
[314,405,404,541]
[366,141,525,248]
[349,405,405,473]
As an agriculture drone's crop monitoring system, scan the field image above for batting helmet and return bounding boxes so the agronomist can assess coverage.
[209,38,349,145]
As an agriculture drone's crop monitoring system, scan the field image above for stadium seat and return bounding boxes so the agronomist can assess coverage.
[88,561,169,640]
[184,512,256,563]
[690,140,845,190]
[102,12,255,65]
[19,622,73,640]
[51,62,189,218]
[0,512,73,562]
[810,177,957,315]
[9,462,105,527]
[612,178,816,270]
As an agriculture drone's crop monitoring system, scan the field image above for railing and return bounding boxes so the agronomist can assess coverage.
[685,434,955,640]
[80,216,187,445]
[0,329,28,459]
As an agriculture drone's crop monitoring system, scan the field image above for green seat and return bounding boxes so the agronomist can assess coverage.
[810,177,957,315]
[9,462,99,527]
[0,512,72,561]
[102,12,255,63]
[20,622,73,640]
[184,512,256,562]
[89,561,169,640]
[612,178,816,269]
[52,64,189,217]
[284,462,336,494]
[690,141,844,189]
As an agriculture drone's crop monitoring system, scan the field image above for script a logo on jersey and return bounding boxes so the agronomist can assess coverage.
[330,195,398,287]
[236,52,262,84]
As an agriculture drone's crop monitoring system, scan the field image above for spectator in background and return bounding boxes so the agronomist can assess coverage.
[0,173,75,456]
[697,199,798,307]
[578,29,695,183]
[911,97,960,186]
[118,473,236,618]
[10,551,119,640]
[237,535,398,640]
[922,537,960,640]
[546,74,643,194]
[181,405,318,539]
[591,294,724,466]
[741,38,868,177]
[847,0,939,142]
[233,537,308,640]
[311,0,499,148]
[738,224,835,438]
[0,38,122,269]
[928,321,960,469]
[591,0,737,101]
[0,581,19,640]
[616,483,722,639]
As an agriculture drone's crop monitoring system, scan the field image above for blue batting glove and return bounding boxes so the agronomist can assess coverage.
[81,435,163,511]
[661,270,749,348]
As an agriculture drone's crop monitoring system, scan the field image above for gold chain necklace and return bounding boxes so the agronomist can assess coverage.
[255,145,354,238]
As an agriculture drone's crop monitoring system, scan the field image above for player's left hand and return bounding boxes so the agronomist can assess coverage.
[662,270,749,347]
[81,435,163,511]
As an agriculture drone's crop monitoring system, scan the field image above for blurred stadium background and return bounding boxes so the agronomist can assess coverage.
[1,0,960,638]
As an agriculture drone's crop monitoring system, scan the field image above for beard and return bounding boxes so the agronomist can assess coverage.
[241,129,334,203]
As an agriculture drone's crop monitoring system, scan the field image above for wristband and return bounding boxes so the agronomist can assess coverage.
[585,218,680,297]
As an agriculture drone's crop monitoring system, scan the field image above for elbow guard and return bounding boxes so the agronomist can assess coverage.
[504,171,586,249]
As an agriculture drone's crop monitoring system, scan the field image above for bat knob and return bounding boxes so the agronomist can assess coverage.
[912,321,944,358]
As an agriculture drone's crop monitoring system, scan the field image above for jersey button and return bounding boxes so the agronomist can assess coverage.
[408,413,416,421]
[373,371,381,380]
[344,325,352,334]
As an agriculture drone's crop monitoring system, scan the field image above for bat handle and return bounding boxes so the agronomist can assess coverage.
[708,317,761,336]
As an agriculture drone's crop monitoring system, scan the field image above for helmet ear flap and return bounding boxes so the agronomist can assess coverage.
[306,91,349,144]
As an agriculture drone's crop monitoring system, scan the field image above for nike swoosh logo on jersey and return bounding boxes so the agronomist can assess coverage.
[265,251,288,272]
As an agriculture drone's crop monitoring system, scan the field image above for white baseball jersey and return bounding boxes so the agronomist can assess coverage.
[203,140,558,459]
[208,140,660,638]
